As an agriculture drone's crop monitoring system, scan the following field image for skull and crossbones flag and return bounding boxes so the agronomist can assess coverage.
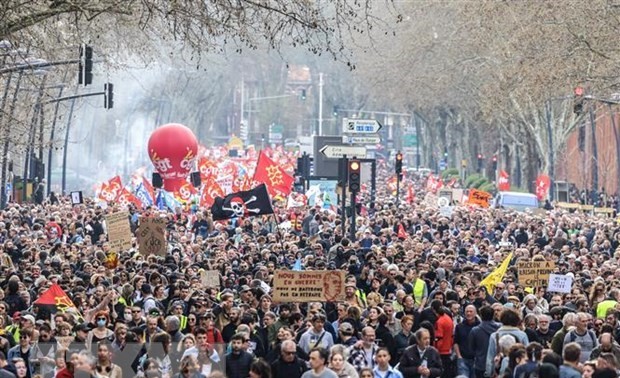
[211,184,275,220]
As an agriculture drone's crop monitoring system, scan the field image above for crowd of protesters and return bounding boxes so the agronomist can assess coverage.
[0,162,619,378]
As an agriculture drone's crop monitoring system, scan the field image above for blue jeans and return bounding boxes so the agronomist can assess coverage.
[457,358,475,378]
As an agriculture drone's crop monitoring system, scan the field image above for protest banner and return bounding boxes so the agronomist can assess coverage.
[517,261,556,287]
[105,211,132,252]
[138,217,167,256]
[200,270,220,288]
[548,274,573,293]
[273,270,345,302]
[468,189,491,208]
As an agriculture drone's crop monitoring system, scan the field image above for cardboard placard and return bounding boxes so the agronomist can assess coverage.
[439,206,454,218]
[468,189,491,208]
[70,191,83,205]
[105,211,133,252]
[272,270,345,302]
[200,270,220,288]
[138,217,167,256]
[517,261,556,287]
[548,274,572,293]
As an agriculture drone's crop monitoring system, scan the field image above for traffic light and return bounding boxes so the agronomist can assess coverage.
[477,154,484,172]
[348,159,361,192]
[333,105,339,117]
[492,155,498,170]
[78,44,93,86]
[443,148,448,163]
[395,151,403,175]
[574,86,584,115]
[104,83,114,109]
[300,89,307,100]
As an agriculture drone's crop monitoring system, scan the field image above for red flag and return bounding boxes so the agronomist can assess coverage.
[174,181,197,203]
[398,224,408,239]
[426,175,443,193]
[34,284,79,314]
[141,176,155,201]
[498,170,510,191]
[98,176,123,203]
[407,185,416,204]
[198,157,220,182]
[117,187,142,208]
[200,179,225,208]
[535,174,551,200]
[253,151,294,198]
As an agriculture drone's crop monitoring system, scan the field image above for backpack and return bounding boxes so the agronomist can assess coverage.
[141,297,165,313]
[568,329,597,345]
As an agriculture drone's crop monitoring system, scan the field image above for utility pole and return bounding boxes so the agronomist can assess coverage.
[318,72,324,136]
[240,76,245,142]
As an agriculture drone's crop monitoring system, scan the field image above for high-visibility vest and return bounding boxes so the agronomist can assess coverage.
[597,300,617,319]
[413,279,426,306]
[291,214,302,232]
[179,314,188,331]
[355,289,367,307]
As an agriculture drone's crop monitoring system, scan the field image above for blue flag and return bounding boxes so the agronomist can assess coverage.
[135,183,153,207]
[155,191,165,210]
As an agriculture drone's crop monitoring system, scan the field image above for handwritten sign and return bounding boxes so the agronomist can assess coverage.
[548,274,573,293]
[105,212,132,252]
[200,270,220,288]
[517,261,556,287]
[138,217,167,256]
[273,270,345,302]
[468,189,491,208]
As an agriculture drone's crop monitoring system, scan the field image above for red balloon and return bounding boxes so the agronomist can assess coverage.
[148,123,198,192]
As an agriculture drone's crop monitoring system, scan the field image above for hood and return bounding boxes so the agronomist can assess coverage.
[480,320,501,335]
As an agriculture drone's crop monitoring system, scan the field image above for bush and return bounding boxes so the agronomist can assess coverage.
[441,168,460,179]
[472,178,488,189]
[479,182,496,193]
[465,174,482,188]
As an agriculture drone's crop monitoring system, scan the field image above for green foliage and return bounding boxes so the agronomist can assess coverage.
[472,178,488,189]
[479,182,496,192]
[465,174,482,188]
[441,168,460,179]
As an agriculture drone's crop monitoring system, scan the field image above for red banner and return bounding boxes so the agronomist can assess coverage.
[98,176,123,203]
[200,179,225,208]
[498,170,510,191]
[535,174,551,200]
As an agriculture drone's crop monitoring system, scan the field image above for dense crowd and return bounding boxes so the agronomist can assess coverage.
[0,166,618,378]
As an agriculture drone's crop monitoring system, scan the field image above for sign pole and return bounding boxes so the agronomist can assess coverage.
[396,172,401,205]
[340,155,347,236]
[371,159,376,209]
[350,190,356,240]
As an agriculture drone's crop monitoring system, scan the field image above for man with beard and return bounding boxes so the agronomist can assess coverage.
[222,307,242,343]
[226,333,254,378]
[535,314,554,348]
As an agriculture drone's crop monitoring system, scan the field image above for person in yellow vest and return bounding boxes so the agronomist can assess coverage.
[596,288,620,319]
[170,301,188,331]
[411,270,428,311]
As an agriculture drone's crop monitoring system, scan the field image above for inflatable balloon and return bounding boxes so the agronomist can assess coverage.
[148,123,198,193]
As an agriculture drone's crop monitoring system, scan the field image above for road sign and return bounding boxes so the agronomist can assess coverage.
[342,135,381,144]
[439,159,447,171]
[320,145,367,159]
[343,118,382,134]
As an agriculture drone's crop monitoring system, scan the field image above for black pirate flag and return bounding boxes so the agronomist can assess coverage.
[211,184,274,220]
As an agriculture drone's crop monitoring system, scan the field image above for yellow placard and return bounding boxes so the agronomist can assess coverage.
[517,261,556,287]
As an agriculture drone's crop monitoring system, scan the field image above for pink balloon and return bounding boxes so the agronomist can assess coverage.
[148,123,198,192]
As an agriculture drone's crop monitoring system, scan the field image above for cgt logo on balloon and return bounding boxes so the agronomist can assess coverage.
[148,123,198,192]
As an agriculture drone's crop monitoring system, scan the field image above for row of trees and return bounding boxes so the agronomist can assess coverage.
[3,1,620,193]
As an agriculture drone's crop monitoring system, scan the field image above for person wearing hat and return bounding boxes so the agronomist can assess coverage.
[337,322,358,347]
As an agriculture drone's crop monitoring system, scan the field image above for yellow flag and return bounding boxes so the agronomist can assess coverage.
[480,252,513,293]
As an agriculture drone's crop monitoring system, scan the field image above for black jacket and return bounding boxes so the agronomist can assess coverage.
[399,345,442,378]
[271,357,308,378]
[226,351,253,378]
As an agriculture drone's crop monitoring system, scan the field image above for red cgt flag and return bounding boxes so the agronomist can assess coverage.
[98,176,123,203]
[253,151,294,198]
[117,187,142,209]
[535,174,551,200]
[498,170,510,191]
[200,179,225,208]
